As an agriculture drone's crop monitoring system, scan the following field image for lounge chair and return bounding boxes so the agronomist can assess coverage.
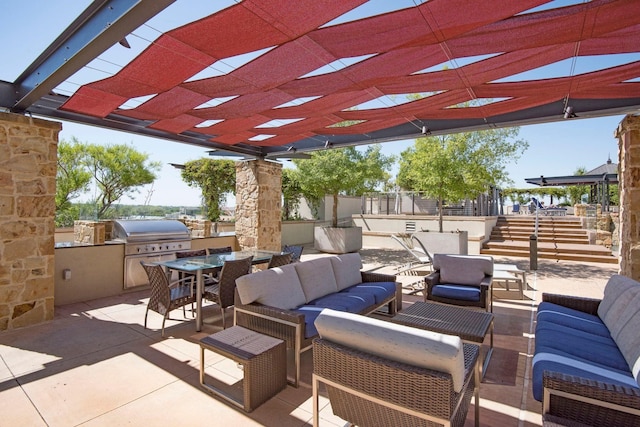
[390,234,433,275]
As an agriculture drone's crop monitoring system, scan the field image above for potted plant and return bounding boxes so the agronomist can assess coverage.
[292,146,394,254]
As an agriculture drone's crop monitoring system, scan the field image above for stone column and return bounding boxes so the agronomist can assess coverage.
[235,160,282,251]
[615,115,640,280]
[0,112,60,331]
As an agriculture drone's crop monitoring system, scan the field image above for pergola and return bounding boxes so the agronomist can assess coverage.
[1,0,640,158]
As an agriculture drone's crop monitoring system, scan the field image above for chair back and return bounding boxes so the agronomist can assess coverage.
[282,245,303,262]
[175,249,206,258]
[207,246,232,255]
[268,252,293,268]
[410,235,434,263]
[433,254,493,285]
[217,256,253,308]
[140,262,171,314]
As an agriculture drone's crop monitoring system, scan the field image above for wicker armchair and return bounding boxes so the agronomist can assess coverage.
[282,244,303,262]
[313,338,480,427]
[425,254,493,312]
[203,256,253,329]
[140,262,195,337]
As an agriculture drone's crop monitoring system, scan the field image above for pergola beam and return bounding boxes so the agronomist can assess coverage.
[7,0,175,113]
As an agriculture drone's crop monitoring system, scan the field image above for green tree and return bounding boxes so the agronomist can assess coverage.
[293,146,394,227]
[181,158,236,221]
[282,168,303,220]
[398,128,528,231]
[566,167,588,205]
[84,144,161,219]
[55,138,92,226]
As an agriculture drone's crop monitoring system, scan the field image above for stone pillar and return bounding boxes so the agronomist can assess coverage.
[0,112,60,331]
[615,115,640,279]
[235,160,282,251]
[74,220,106,245]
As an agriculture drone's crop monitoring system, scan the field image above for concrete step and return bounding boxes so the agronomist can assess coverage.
[489,234,589,245]
[480,240,617,264]
[491,228,588,237]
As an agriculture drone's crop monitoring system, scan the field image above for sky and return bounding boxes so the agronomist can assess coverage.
[2,1,630,207]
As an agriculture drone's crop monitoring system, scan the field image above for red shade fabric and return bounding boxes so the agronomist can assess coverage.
[60,0,640,150]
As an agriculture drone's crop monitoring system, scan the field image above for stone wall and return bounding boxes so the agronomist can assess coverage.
[235,160,282,251]
[616,115,640,279]
[0,112,60,331]
[73,220,106,245]
[181,218,211,238]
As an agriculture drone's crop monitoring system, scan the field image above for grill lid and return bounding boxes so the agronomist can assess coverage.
[111,219,190,243]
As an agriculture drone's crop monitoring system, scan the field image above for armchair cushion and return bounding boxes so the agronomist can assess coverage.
[295,258,339,302]
[598,275,640,339]
[434,254,493,286]
[431,284,481,302]
[330,253,363,291]
[236,264,306,310]
[315,309,466,392]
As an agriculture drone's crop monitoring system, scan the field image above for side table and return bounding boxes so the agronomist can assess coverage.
[200,326,287,412]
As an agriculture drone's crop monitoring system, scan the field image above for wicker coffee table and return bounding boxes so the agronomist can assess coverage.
[199,326,287,412]
[391,301,494,379]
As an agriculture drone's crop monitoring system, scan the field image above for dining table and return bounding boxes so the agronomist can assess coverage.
[156,249,278,331]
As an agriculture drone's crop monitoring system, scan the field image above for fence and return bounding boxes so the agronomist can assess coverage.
[361,190,501,216]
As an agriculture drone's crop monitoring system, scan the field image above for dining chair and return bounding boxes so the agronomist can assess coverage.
[175,248,214,286]
[203,246,233,283]
[282,245,303,262]
[140,262,195,337]
[203,256,253,329]
[207,246,232,255]
[267,252,293,268]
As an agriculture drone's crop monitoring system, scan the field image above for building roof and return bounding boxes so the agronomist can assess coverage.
[525,158,618,186]
[2,1,640,159]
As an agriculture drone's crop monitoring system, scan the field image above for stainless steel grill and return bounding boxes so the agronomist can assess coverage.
[112,219,192,289]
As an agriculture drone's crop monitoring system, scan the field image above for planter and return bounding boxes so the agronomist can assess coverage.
[314,226,362,254]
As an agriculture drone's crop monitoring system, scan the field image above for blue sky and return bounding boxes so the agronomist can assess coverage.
[2,1,629,206]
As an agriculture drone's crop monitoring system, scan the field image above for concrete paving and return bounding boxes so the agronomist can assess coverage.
[0,248,619,426]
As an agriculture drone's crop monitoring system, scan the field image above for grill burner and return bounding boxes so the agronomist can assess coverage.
[112,219,192,289]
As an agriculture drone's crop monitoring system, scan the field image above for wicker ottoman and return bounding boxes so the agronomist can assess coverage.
[199,326,287,412]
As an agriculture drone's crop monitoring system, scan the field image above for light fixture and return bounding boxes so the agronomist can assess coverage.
[563,106,576,119]
[287,145,296,153]
[422,125,431,136]
[324,140,333,148]
[118,37,131,49]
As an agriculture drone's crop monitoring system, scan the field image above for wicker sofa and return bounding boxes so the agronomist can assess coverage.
[532,274,640,426]
[234,253,400,387]
[312,309,479,427]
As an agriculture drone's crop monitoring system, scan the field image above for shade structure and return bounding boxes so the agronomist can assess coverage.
[4,0,640,158]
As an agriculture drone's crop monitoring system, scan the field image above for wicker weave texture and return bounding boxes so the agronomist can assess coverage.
[541,293,601,315]
[314,338,478,427]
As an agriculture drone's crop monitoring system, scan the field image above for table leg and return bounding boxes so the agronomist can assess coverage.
[196,270,203,332]
[481,319,494,380]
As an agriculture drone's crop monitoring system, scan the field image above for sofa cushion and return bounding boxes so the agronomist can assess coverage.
[532,352,639,401]
[435,254,493,286]
[330,253,363,291]
[432,284,480,302]
[310,292,376,313]
[342,282,396,304]
[315,309,466,393]
[235,264,306,310]
[295,257,339,302]
[614,309,640,387]
[537,302,611,338]
[292,305,324,338]
[598,275,640,334]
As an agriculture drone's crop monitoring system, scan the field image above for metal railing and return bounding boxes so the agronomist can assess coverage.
[361,190,500,216]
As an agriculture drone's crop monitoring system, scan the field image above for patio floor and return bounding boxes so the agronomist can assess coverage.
[0,248,618,426]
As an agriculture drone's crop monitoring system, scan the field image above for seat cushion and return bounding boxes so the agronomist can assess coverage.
[295,258,339,302]
[292,305,324,338]
[432,284,481,302]
[309,292,376,313]
[315,309,466,393]
[330,253,363,291]
[536,302,611,337]
[342,282,396,304]
[235,264,306,310]
[532,352,638,401]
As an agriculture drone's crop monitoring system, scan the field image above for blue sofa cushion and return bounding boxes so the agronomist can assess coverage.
[432,284,480,302]
[537,302,610,337]
[342,282,396,304]
[532,352,639,401]
[292,305,324,338]
[309,292,376,313]
[535,323,629,372]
